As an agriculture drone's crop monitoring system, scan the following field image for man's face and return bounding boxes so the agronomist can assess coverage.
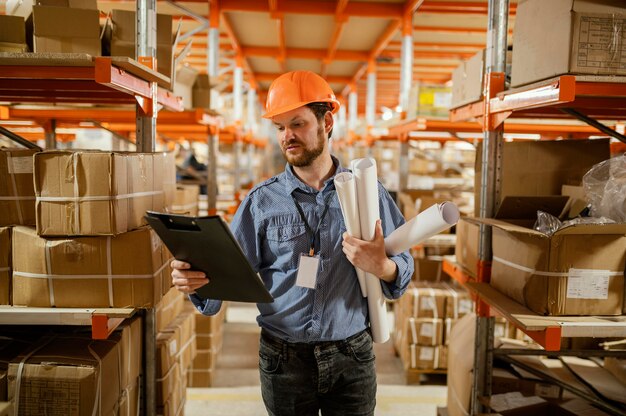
[272,106,327,167]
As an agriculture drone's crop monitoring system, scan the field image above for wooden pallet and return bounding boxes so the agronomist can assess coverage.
[405,368,447,385]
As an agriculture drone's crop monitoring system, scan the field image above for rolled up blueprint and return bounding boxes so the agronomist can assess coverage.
[334,172,368,297]
[385,202,460,256]
[353,157,390,344]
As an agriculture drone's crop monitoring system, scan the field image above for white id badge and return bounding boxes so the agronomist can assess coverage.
[295,254,320,289]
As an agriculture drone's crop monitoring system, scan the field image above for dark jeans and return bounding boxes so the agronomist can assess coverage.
[259,329,377,416]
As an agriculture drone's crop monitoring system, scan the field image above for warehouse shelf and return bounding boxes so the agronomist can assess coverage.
[463,282,626,352]
[0,306,136,340]
[0,54,182,112]
[450,74,626,129]
[442,257,475,285]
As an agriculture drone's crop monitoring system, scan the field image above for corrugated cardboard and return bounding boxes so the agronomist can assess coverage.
[194,304,226,350]
[12,226,166,308]
[156,287,186,333]
[488,392,548,416]
[7,335,121,416]
[455,218,479,278]
[475,139,610,216]
[170,184,200,216]
[603,357,626,387]
[511,0,626,87]
[110,316,143,391]
[404,283,448,319]
[447,313,475,416]
[0,228,10,305]
[105,10,174,79]
[404,317,444,346]
[7,0,97,16]
[405,345,446,370]
[34,151,172,236]
[442,284,473,319]
[188,367,214,387]
[174,65,198,110]
[491,368,563,400]
[0,148,37,227]
[472,214,626,315]
[0,15,28,52]
[192,74,211,109]
[26,5,100,55]
[413,257,442,281]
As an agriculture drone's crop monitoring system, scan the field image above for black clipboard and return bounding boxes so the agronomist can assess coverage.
[145,211,273,303]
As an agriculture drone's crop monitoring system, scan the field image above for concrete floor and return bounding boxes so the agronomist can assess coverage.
[185,303,447,415]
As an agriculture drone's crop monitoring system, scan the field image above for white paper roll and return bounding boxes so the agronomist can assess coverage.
[334,172,368,297]
[384,202,460,256]
[353,158,390,344]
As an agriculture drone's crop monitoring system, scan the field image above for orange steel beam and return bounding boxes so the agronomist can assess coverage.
[269,0,286,73]
[413,25,513,35]
[218,0,404,19]
[420,1,516,15]
[221,12,258,90]
[240,46,370,61]
[255,72,352,85]
[322,0,350,77]
[387,40,485,49]
[382,50,475,60]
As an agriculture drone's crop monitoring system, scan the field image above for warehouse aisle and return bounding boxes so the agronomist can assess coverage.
[186,303,447,415]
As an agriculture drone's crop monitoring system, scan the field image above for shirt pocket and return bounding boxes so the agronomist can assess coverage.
[265,223,308,269]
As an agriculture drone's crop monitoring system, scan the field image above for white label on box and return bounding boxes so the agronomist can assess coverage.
[566,268,610,299]
[8,156,33,174]
[421,296,436,311]
[419,323,434,338]
[169,340,178,356]
[535,384,560,399]
[419,347,434,361]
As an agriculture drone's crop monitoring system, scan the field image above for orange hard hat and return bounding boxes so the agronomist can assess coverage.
[262,70,340,119]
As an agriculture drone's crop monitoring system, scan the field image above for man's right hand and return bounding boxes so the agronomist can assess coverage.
[171,260,209,294]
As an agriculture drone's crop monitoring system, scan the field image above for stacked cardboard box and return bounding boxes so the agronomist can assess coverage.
[157,307,197,416]
[393,282,472,375]
[0,148,37,227]
[34,151,175,236]
[188,302,227,387]
[8,334,126,416]
[0,329,42,402]
[169,184,200,216]
[157,287,187,333]
[11,226,170,308]
[0,228,10,305]
[0,15,27,52]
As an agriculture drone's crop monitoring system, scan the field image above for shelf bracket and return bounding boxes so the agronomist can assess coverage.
[91,314,126,340]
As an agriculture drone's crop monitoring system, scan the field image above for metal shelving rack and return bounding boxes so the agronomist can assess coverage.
[449,1,626,415]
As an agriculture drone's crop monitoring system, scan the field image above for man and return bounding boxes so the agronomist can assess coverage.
[171,70,413,416]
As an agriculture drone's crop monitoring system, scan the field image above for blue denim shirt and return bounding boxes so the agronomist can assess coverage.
[190,157,413,342]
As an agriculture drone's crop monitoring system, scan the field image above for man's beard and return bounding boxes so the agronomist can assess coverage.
[281,125,326,167]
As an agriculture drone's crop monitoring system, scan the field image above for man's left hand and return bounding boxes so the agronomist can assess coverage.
[342,219,398,283]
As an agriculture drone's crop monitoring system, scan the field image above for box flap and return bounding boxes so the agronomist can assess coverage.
[0,16,26,44]
[572,0,626,13]
[466,217,548,237]
[32,6,100,38]
[554,222,626,236]
[495,196,570,220]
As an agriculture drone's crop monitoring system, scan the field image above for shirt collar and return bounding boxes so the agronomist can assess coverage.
[283,155,349,195]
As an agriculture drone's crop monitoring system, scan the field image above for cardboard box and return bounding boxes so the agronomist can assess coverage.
[414,85,452,118]
[7,335,121,416]
[12,226,166,308]
[492,368,563,400]
[455,218,479,278]
[442,284,473,319]
[488,392,548,416]
[118,376,140,416]
[110,316,143,391]
[475,139,610,216]
[174,65,198,110]
[26,5,101,55]
[188,367,214,387]
[451,49,485,108]
[0,15,28,52]
[195,305,226,350]
[7,0,97,16]
[157,287,186,333]
[0,402,12,416]
[447,313,475,416]
[473,215,626,315]
[0,148,37,227]
[406,345,446,370]
[105,9,174,79]
[403,283,448,319]
[603,357,626,387]
[170,184,200,216]
[34,151,171,236]
[0,228,10,305]
[404,317,444,346]
[192,74,211,109]
[511,0,626,87]
[413,257,442,282]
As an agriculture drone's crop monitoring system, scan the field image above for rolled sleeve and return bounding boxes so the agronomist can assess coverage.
[378,184,413,300]
[188,294,223,316]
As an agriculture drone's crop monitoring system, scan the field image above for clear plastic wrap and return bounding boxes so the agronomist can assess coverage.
[583,154,626,223]
[534,211,562,236]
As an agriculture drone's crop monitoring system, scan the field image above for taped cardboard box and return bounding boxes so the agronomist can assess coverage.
[0,148,37,227]
[12,226,166,308]
[188,367,214,388]
[34,151,171,236]
[156,287,186,333]
[26,5,100,55]
[0,228,10,305]
[403,317,444,346]
[406,345,446,370]
[104,9,174,79]
[403,283,448,319]
[170,184,200,216]
[118,376,140,416]
[441,283,473,319]
[192,74,211,109]
[475,139,610,217]
[511,0,626,88]
[470,214,626,315]
[0,15,28,52]
[7,335,121,416]
[110,316,143,391]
